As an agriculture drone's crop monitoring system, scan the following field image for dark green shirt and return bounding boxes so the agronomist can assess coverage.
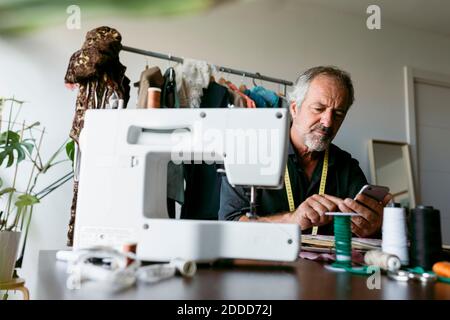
[218,141,368,235]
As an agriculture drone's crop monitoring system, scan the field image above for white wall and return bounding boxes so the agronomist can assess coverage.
[1,0,450,297]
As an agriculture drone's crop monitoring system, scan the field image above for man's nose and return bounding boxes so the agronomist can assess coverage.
[321,110,334,128]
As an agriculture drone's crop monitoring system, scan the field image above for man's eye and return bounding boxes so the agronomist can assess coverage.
[335,112,346,119]
[313,107,324,112]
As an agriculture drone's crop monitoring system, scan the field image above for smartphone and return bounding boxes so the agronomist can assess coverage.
[355,184,390,202]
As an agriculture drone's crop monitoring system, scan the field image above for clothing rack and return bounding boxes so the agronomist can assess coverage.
[122,45,293,95]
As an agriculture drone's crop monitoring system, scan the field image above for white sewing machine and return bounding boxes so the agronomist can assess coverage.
[73,108,301,262]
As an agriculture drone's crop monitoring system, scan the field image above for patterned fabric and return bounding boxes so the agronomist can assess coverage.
[64,26,130,144]
[82,26,123,56]
[64,26,130,246]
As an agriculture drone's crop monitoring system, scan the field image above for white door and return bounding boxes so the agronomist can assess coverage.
[415,81,450,245]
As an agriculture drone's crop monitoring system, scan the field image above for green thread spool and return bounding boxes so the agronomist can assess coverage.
[332,216,352,269]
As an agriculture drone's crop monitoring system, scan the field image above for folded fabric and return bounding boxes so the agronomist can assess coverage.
[300,250,365,265]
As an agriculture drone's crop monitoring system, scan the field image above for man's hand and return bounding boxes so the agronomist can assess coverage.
[325,193,392,237]
[290,194,337,230]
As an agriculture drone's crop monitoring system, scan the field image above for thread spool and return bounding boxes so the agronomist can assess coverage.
[332,216,352,269]
[364,250,401,272]
[169,258,197,277]
[382,203,409,265]
[147,87,161,108]
[410,206,443,270]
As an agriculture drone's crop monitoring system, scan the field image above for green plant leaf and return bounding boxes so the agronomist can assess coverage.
[0,177,2,188]
[66,139,75,163]
[0,187,16,197]
[9,194,39,230]
[15,194,40,208]
[21,140,34,154]
[0,130,20,144]
[0,130,35,167]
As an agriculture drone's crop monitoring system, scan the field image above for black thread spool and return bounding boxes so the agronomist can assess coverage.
[409,205,443,270]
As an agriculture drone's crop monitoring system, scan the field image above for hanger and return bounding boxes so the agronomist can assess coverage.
[165,54,177,72]
[252,72,262,87]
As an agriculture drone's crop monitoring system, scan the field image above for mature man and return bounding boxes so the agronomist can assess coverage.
[218,66,391,237]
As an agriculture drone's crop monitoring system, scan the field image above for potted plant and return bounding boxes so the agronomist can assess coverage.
[0,97,74,292]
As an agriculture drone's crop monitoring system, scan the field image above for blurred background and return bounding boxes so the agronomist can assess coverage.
[1,0,450,297]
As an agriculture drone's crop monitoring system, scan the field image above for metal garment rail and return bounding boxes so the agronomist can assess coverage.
[122,45,293,95]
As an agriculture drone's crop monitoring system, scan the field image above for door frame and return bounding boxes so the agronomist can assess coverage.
[404,66,450,203]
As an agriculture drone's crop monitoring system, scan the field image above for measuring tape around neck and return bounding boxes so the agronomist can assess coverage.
[284,148,329,236]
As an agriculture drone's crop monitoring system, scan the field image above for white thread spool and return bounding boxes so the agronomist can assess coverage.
[382,203,409,265]
[364,250,401,272]
[170,258,197,277]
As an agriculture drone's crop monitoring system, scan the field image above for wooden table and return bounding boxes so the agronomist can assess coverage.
[35,250,450,300]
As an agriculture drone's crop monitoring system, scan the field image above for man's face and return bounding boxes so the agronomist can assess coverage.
[290,75,349,152]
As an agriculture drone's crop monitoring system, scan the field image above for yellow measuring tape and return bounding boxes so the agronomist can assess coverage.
[285,148,329,236]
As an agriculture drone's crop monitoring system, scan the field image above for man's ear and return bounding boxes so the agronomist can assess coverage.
[289,101,298,118]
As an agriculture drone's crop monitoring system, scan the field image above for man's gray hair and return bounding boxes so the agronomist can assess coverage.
[288,66,355,109]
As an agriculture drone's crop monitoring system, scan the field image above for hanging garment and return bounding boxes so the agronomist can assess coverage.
[177,78,190,108]
[225,81,256,108]
[175,58,216,108]
[65,26,130,144]
[227,89,246,108]
[217,80,246,108]
[251,86,280,108]
[161,67,180,108]
[136,66,164,108]
[82,26,122,56]
[166,159,182,224]
[181,81,232,220]
[161,67,185,211]
[243,88,267,108]
[64,26,130,246]
[200,81,231,108]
